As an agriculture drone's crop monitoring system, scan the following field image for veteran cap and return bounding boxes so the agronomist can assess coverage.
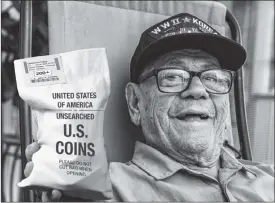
[130,13,247,83]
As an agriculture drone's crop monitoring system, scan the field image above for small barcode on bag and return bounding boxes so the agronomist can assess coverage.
[31,76,59,83]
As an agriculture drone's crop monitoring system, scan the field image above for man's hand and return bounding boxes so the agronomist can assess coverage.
[24,142,62,202]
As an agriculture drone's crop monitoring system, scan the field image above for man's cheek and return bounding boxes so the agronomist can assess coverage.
[216,97,228,119]
[141,86,158,112]
[146,88,174,113]
[212,96,229,135]
[150,94,175,132]
[151,96,176,127]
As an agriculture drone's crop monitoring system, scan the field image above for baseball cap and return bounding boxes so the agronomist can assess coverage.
[130,13,247,83]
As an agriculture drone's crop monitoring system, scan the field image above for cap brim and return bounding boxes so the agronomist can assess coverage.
[135,33,246,78]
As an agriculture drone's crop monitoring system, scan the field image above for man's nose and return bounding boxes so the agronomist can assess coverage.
[179,76,209,100]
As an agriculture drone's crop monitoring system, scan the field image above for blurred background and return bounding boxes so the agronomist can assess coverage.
[1,1,274,202]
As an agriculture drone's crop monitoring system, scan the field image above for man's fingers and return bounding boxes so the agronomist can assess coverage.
[42,191,51,202]
[24,143,62,202]
[42,190,62,202]
[24,161,34,177]
[51,190,62,201]
[25,142,40,162]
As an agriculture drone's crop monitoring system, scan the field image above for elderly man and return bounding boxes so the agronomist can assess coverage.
[24,12,274,202]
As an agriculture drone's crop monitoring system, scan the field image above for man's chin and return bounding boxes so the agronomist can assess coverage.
[177,139,210,153]
[170,130,214,154]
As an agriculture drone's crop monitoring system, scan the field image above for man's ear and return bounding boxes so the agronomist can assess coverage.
[125,82,142,126]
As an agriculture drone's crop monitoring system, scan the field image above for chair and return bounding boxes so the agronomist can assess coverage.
[18,1,252,201]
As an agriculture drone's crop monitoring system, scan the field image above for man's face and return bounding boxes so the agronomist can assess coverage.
[131,49,229,166]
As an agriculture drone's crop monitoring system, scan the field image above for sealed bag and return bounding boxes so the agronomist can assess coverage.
[14,48,113,200]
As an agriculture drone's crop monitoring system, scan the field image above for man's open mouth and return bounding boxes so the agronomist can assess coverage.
[176,113,210,121]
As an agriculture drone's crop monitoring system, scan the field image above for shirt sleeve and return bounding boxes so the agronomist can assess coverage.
[256,163,274,176]
[240,159,274,177]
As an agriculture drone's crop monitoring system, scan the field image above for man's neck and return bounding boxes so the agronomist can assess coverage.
[187,158,221,180]
[147,140,222,179]
[160,146,221,180]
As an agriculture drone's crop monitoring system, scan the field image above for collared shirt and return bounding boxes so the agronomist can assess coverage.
[109,141,274,202]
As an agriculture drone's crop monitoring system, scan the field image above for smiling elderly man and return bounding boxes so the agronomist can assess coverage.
[24,12,274,202]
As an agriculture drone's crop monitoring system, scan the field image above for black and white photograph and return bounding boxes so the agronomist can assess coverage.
[1,1,274,202]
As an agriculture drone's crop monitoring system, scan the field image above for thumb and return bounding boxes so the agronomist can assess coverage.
[51,190,62,201]
[42,190,62,202]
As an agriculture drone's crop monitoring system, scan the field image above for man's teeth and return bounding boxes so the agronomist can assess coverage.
[200,114,209,119]
[177,114,209,120]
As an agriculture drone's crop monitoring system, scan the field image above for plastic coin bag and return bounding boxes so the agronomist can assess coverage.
[14,48,113,200]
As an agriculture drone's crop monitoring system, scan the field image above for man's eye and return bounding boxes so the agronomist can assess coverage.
[165,75,181,81]
[204,77,217,82]
[159,75,183,87]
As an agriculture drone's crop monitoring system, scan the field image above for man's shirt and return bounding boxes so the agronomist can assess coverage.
[109,141,274,202]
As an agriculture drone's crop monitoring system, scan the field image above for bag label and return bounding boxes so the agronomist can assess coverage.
[51,91,100,176]
[23,55,66,86]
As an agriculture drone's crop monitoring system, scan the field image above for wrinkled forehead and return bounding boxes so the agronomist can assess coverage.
[140,49,221,77]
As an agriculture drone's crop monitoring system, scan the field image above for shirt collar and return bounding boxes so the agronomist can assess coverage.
[132,141,257,180]
[220,146,257,177]
[132,141,183,180]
